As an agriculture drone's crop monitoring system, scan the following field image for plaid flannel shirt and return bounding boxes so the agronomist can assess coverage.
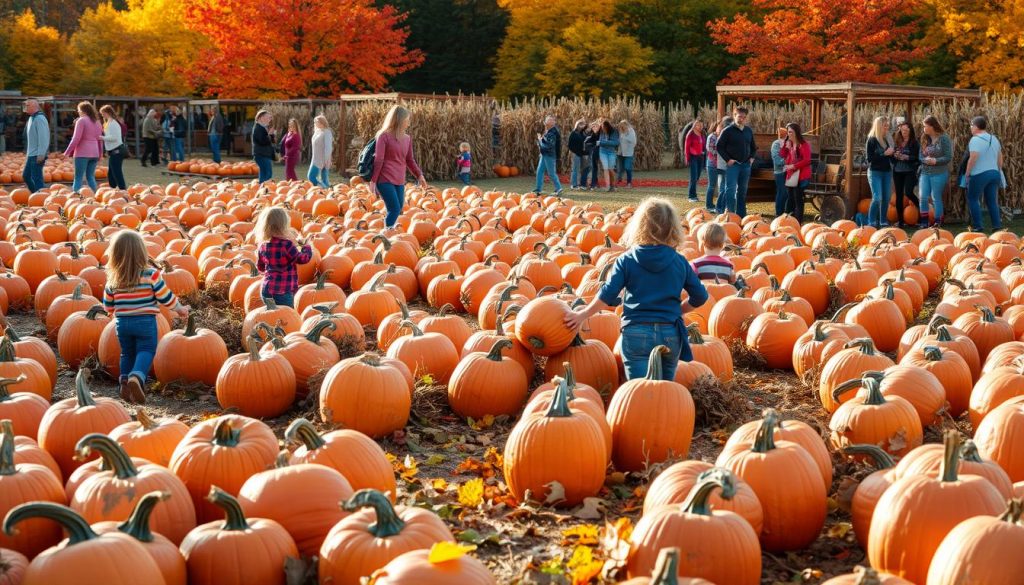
[257,237,313,296]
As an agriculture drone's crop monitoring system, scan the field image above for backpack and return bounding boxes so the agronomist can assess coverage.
[357,137,376,181]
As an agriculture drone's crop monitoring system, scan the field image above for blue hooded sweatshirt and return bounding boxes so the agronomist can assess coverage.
[597,245,709,361]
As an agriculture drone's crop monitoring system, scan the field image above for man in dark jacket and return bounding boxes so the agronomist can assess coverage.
[252,109,276,184]
[533,114,563,195]
[208,107,225,163]
[567,119,588,189]
[715,107,757,217]
[170,106,187,162]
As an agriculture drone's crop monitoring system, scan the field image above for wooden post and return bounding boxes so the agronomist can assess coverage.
[717,93,726,120]
[337,99,347,174]
[812,99,822,134]
[845,89,857,218]
[134,99,141,160]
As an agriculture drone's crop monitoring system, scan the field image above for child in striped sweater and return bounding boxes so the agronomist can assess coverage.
[691,223,735,283]
[103,231,189,404]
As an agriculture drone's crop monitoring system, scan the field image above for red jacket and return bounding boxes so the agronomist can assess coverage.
[684,131,705,165]
[780,141,812,182]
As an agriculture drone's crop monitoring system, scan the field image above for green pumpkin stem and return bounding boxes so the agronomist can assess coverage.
[315,270,334,290]
[341,489,406,537]
[844,337,878,355]
[0,337,16,363]
[0,420,15,475]
[70,283,85,301]
[3,502,98,545]
[75,434,140,480]
[485,339,512,361]
[960,439,984,463]
[284,418,327,450]
[86,305,108,320]
[562,363,579,400]
[686,323,705,344]
[922,345,944,362]
[183,313,198,337]
[644,345,670,381]
[544,377,573,418]
[206,486,251,531]
[751,409,780,453]
[400,319,424,337]
[304,320,336,344]
[247,332,264,360]
[262,297,278,310]
[999,499,1024,526]
[841,443,895,469]
[648,547,682,585]
[682,468,737,516]
[74,368,97,408]
[939,430,962,483]
[311,302,339,316]
[0,375,26,403]
[212,418,241,447]
[117,491,169,542]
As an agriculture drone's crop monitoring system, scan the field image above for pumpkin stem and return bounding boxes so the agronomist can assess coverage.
[284,418,327,450]
[544,376,573,418]
[681,467,737,517]
[960,439,984,463]
[240,259,259,277]
[74,368,98,408]
[644,345,670,381]
[182,312,199,337]
[751,409,780,453]
[304,320,336,344]
[686,323,705,344]
[858,376,887,406]
[811,320,830,342]
[0,336,17,363]
[340,489,406,537]
[273,450,290,469]
[485,339,512,362]
[311,302,339,316]
[135,408,159,431]
[75,434,140,480]
[315,270,334,290]
[832,302,858,323]
[212,418,241,447]
[263,297,278,310]
[922,345,943,362]
[841,444,895,469]
[976,305,996,322]
[0,375,26,403]
[247,332,265,361]
[926,315,952,335]
[495,305,520,337]
[648,547,682,585]
[69,283,85,301]
[0,420,15,476]
[117,491,169,543]
[3,502,99,545]
[938,430,962,483]
[358,352,381,367]
[206,486,251,531]
[400,319,424,337]
[438,304,456,317]
[844,338,878,355]
[85,305,107,320]
[999,499,1024,526]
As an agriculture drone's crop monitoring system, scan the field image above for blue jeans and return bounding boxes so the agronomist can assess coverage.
[255,156,273,183]
[266,291,295,308]
[705,165,720,209]
[377,182,405,227]
[718,161,751,216]
[307,165,329,188]
[23,155,45,193]
[458,172,471,186]
[774,172,788,216]
[209,133,222,163]
[162,136,173,161]
[571,154,587,187]
[687,157,704,198]
[106,148,126,189]
[534,154,562,193]
[918,171,947,224]
[72,157,98,192]
[116,315,158,384]
[967,169,1002,231]
[619,323,683,381]
[618,156,634,184]
[581,152,598,187]
[173,137,185,161]
[867,170,892,227]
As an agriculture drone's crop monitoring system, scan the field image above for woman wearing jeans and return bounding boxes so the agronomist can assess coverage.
[918,115,951,227]
[307,115,333,188]
[99,105,126,189]
[964,116,1005,232]
[684,120,705,202]
[252,110,276,184]
[369,105,428,231]
[64,101,104,193]
[616,120,637,188]
[780,123,812,223]
[865,116,895,228]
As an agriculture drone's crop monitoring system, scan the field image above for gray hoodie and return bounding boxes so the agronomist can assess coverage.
[25,111,49,157]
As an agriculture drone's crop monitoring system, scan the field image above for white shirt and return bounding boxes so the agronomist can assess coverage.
[103,119,123,151]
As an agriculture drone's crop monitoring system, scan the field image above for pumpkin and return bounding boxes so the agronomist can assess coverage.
[0,547,27,585]
[44,284,98,342]
[821,566,911,585]
[819,338,895,413]
[91,491,187,585]
[69,433,196,545]
[513,296,576,356]
[4,330,56,391]
[792,321,849,382]
[627,468,760,584]
[715,409,827,552]
[295,270,346,314]
[57,305,111,369]
[462,305,535,380]
[320,353,411,438]
[376,302,428,353]
[426,272,465,311]
[448,339,528,419]
[300,304,365,348]
[284,418,397,499]
[723,408,832,491]
[544,333,619,397]
[708,285,763,342]
[835,259,879,302]
[926,498,1024,585]
[0,337,49,401]
[37,369,131,478]
[319,489,455,585]
[686,324,733,382]
[868,431,1004,584]
[168,415,279,523]
[345,271,402,328]
[0,376,47,440]
[974,396,1024,482]
[367,543,496,584]
[900,344,973,417]
[844,292,906,353]
[262,321,340,398]
[953,305,1014,364]
[387,320,460,384]
[606,346,695,472]
[240,297,300,349]
[0,421,66,558]
[615,546,718,584]
[108,408,190,467]
[909,323,981,382]
[179,486,299,585]
[828,374,922,457]
[215,333,296,418]
[894,439,1013,498]
[781,261,830,316]
[643,459,764,534]
[419,305,473,356]
[2,502,163,584]
[745,309,808,369]
[503,377,606,506]
[841,444,896,550]
[153,314,229,387]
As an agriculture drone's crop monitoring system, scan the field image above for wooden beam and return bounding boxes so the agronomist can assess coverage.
[845,89,857,218]
[337,99,347,173]
[717,92,726,120]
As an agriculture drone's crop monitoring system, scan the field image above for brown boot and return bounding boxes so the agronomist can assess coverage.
[124,376,146,404]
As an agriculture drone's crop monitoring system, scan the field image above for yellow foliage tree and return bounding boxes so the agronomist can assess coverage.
[931,0,1024,91]
[4,10,68,94]
[537,22,659,98]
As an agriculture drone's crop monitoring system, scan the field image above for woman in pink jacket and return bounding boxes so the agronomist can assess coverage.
[368,105,428,232]
[64,101,104,193]
[779,122,813,223]
[282,118,302,181]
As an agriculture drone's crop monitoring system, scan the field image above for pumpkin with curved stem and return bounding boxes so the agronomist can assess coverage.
[685,324,733,382]
[238,453,353,557]
[844,291,906,353]
[898,315,953,361]
[828,374,922,456]
[3,501,164,584]
[227,259,261,309]
[448,339,529,419]
[108,409,190,467]
[974,396,1024,482]
[216,333,296,419]
[716,409,827,552]
[69,433,195,544]
[708,285,763,342]
[262,321,340,397]
[477,283,529,330]
[822,566,911,584]
[367,543,496,584]
[792,321,849,382]
[91,491,187,585]
[180,486,299,585]
[153,314,229,387]
[900,344,973,417]
[57,305,111,369]
[826,302,872,340]
[239,297,300,349]
[723,408,832,491]
[6,428,61,486]
[953,305,1014,364]
[319,489,455,585]
[37,369,130,477]
[841,444,896,549]
[745,309,808,370]
[835,259,879,302]
[893,439,1013,497]
[868,431,1005,584]
[926,498,1024,585]
[295,270,346,314]
[346,271,402,328]
[387,320,460,384]
[606,346,695,472]
[0,420,66,558]
[504,377,606,506]
[33,270,87,320]
[643,459,763,534]
[627,468,761,584]
[909,323,981,382]
[320,353,411,438]
[852,367,946,427]
[513,296,576,356]
[376,302,428,353]
[544,334,619,397]
[4,330,56,391]
[819,338,895,412]
[284,418,397,499]
[300,303,365,348]
[419,305,473,357]
[0,376,45,440]
[529,363,604,409]
[462,305,535,380]
[168,415,278,523]
[44,284,98,342]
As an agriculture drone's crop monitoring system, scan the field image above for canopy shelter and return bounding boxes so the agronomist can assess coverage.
[716,82,983,220]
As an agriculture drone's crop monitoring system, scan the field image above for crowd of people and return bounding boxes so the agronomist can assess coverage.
[532,116,638,195]
[249,109,335,186]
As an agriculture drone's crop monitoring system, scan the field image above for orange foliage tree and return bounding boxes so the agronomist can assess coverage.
[182,0,424,98]
[710,0,930,84]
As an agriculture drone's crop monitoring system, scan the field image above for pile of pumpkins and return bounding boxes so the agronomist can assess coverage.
[0,177,1022,583]
[491,164,520,178]
[167,159,259,177]
[0,153,108,185]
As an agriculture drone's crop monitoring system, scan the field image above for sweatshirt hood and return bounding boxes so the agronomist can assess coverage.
[631,245,677,272]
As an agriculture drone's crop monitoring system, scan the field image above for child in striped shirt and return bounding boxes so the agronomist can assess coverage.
[103,231,189,404]
[691,223,735,283]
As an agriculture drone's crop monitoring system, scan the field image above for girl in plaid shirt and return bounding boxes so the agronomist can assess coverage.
[255,207,313,308]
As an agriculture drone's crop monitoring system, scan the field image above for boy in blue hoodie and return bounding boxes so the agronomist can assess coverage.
[565,198,708,380]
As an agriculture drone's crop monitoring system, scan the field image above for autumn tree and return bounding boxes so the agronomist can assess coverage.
[928,0,1024,91]
[711,0,930,84]
[3,9,68,94]
[536,22,659,98]
[182,0,423,98]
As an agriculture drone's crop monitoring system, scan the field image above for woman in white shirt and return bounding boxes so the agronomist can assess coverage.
[616,120,637,188]
[99,105,126,189]
[307,114,333,188]
[964,115,1005,232]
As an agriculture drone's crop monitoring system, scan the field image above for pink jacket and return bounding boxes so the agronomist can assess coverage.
[371,132,423,185]
[282,131,301,162]
[64,116,104,159]
[780,140,812,182]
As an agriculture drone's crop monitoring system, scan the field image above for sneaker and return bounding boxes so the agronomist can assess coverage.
[554,189,563,196]
[688,196,699,203]
[627,184,634,189]
[123,376,146,404]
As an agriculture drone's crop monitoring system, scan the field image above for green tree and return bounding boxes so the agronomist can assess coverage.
[5,9,67,94]
[383,0,509,95]
[896,1,961,87]
[537,22,659,98]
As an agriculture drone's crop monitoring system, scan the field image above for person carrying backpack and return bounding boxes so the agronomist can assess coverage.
[368,105,428,232]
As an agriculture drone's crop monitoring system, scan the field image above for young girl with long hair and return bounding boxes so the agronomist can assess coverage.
[255,207,313,308]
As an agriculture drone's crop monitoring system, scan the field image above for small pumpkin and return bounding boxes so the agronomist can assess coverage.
[57,305,111,369]
[0,376,46,441]
[513,296,576,356]
[386,320,459,384]
[828,374,923,457]
[216,333,296,419]
[643,459,764,535]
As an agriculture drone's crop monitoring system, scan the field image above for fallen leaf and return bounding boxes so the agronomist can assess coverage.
[458,478,484,507]
[826,521,853,540]
[538,555,565,576]
[544,481,567,506]
[572,497,606,520]
[561,524,600,546]
[600,517,634,569]
[430,478,448,492]
[567,545,603,585]
[469,414,495,430]
[427,541,476,564]
[425,454,445,465]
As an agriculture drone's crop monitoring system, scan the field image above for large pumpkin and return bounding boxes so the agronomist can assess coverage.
[0,375,48,441]
[514,296,576,356]
[642,459,763,535]
[926,498,1024,585]
[386,320,459,384]
[215,333,296,419]
[91,491,188,585]
[448,339,529,419]
[108,408,190,468]
[319,353,411,439]
[828,374,922,457]
[284,418,397,499]
[153,314,229,387]
[368,544,496,584]
[0,421,67,558]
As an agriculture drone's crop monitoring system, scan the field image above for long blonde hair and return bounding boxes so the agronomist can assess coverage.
[376,105,410,138]
[621,198,684,249]
[313,114,328,131]
[868,116,891,149]
[287,118,301,142]
[107,231,149,291]
[255,207,293,243]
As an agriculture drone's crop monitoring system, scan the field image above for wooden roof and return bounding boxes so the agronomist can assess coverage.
[716,82,982,103]
[339,92,492,103]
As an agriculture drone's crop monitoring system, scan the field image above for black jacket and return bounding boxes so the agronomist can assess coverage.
[583,130,598,156]
[866,137,893,172]
[252,123,276,159]
[171,115,187,138]
[567,129,586,157]
[539,125,561,158]
[716,124,757,164]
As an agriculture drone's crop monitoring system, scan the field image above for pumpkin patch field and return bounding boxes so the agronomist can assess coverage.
[2,177,1024,585]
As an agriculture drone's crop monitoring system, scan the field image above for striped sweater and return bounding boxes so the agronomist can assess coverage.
[102,268,180,317]
[691,254,735,282]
